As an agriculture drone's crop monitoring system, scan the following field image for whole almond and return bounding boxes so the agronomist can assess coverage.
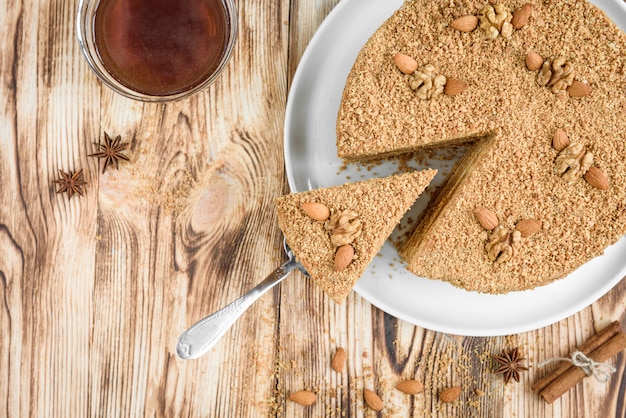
[552,129,570,151]
[525,51,543,71]
[512,3,533,29]
[301,202,330,221]
[393,53,418,75]
[584,166,609,190]
[363,389,383,411]
[331,347,346,372]
[474,206,499,230]
[396,380,424,395]
[515,219,542,237]
[334,244,354,271]
[451,15,479,32]
[567,80,592,97]
[444,78,467,96]
[439,386,462,403]
[289,390,316,406]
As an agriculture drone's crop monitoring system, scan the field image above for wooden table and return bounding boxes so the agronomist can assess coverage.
[1,0,624,416]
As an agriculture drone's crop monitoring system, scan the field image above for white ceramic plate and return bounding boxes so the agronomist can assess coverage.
[284,0,626,336]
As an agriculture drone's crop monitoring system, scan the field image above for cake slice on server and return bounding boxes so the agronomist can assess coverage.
[275,170,436,303]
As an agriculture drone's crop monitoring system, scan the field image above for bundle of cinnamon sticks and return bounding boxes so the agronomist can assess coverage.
[532,321,626,403]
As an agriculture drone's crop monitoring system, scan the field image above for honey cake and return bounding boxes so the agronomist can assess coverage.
[276,170,436,302]
[336,0,626,292]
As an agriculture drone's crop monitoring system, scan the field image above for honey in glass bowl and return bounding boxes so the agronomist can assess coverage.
[77,0,237,101]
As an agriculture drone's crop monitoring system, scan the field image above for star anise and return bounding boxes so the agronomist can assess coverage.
[494,347,529,384]
[54,169,87,199]
[89,132,130,174]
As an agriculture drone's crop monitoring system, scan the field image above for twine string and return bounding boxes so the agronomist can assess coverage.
[538,350,617,383]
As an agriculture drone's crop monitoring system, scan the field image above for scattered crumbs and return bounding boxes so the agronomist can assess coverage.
[131,166,195,215]
[504,335,517,348]
[467,397,481,409]
[265,357,286,417]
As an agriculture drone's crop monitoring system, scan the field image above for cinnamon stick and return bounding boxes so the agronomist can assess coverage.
[532,320,621,393]
[538,332,626,404]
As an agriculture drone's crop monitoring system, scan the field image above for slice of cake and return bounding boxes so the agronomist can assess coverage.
[336,0,626,292]
[276,170,436,303]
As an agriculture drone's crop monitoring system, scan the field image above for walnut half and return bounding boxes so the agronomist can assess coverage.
[554,142,593,182]
[479,4,513,39]
[485,226,521,263]
[409,64,447,100]
[537,56,575,94]
[324,210,362,246]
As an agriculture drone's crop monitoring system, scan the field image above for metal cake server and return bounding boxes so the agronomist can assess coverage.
[176,238,307,360]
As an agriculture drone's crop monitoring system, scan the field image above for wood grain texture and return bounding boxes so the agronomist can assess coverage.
[0,0,624,417]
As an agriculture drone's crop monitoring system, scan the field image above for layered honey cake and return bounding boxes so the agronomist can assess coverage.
[336,0,626,292]
[276,170,436,303]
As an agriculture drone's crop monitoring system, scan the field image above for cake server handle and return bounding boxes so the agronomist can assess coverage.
[176,240,305,360]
